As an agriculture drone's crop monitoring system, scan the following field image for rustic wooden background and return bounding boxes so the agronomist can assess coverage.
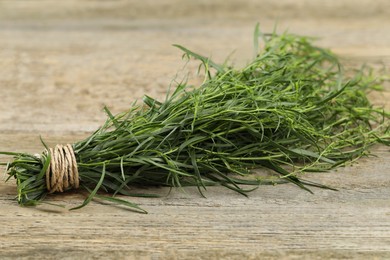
[0,1,389,259]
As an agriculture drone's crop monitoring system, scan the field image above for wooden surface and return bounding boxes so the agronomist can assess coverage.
[0,1,389,259]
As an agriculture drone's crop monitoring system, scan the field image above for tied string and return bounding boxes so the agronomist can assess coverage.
[45,144,79,193]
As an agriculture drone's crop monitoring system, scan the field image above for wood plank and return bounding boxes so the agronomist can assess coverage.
[0,1,389,259]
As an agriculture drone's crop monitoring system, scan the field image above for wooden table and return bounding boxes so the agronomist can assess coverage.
[1,1,389,259]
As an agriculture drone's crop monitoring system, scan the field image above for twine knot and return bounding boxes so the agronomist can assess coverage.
[45,144,79,193]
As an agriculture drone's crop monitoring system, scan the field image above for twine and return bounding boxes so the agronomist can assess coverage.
[45,144,79,193]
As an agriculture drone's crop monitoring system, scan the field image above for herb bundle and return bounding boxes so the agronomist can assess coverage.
[1,27,389,212]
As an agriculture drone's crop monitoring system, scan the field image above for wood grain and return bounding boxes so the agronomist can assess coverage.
[0,1,389,259]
